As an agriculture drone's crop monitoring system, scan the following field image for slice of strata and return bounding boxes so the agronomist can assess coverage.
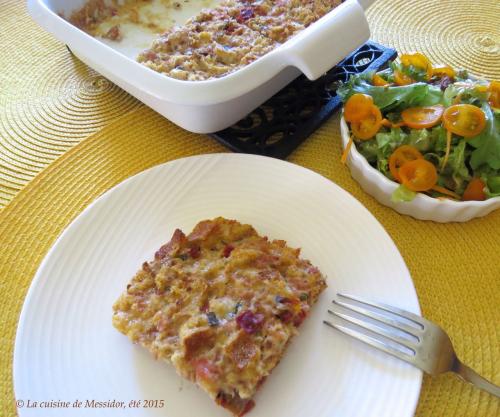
[137,9,277,80]
[112,217,327,416]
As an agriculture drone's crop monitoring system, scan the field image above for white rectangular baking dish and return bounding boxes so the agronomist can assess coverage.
[28,0,375,133]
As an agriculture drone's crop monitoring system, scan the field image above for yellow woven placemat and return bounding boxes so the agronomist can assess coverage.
[367,0,500,80]
[0,1,141,207]
[0,1,499,416]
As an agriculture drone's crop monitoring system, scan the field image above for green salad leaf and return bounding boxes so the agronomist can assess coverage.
[485,176,500,198]
[390,61,428,83]
[356,140,379,163]
[375,127,406,151]
[407,128,432,152]
[447,139,470,180]
[337,74,443,112]
[439,139,471,194]
[476,165,500,198]
[442,82,489,107]
[391,185,417,202]
[468,104,500,170]
[431,126,448,153]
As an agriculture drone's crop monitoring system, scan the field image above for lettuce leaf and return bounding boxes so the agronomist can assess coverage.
[468,104,500,170]
[391,185,417,202]
[485,176,500,198]
[390,61,428,83]
[376,127,406,150]
[338,75,443,112]
[476,166,500,198]
[356,140,379,163]
[442,81,489,107]
[431,126,448,153]
[407,128,432,152]
[440,139,471,194]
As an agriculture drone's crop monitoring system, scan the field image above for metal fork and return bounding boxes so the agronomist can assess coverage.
[324,293,500,398]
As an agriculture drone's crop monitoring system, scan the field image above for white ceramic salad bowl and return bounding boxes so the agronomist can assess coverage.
[340,116,500,222]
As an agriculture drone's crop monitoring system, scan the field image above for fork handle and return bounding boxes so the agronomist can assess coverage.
[454,360,500,398]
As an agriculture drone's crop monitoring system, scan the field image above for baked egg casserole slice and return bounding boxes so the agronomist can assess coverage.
[112,217,327,416]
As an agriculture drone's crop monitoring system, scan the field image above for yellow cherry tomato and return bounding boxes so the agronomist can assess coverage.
[432,65,456,79]
[389,145,424,182]
[401,105,444,129]
[399,159,438,192]
[394,70,414,86]
[372,74,389,87]
[488,81,500,109]
[351,105,383,140]
[400,52,433,79]
[442,104,486,137]
[344,94,374,123]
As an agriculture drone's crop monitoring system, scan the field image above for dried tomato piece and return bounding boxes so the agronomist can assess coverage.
[104,25,122,41]
[223,244,235,258]
[189,245,201,259]
[236,310,264,334]
[237,8,254,23]
[277,310,293,323]
[293,309,307,327]
[224,22,236,34]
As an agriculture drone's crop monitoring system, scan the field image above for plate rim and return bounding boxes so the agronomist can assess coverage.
[13,153,423,416]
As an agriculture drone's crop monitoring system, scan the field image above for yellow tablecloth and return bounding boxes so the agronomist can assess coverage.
[0,1,499,416]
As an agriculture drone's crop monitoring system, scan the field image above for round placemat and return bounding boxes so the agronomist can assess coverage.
[367,0,500,80]
[0,1,140,206]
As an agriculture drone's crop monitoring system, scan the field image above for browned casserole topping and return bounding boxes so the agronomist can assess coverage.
[138,8,279,80]
[69,0,342,80]
[112,217,327,416]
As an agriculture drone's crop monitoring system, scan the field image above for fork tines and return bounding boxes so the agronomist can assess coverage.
[324,293,425,362]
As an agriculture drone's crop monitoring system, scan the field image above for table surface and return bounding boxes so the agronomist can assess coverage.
[0,0,499,416]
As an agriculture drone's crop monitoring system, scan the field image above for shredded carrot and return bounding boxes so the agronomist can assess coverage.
[441,129,452,170]
[341,136,354,165]
[431,185,461,200]
[381,118,405,128]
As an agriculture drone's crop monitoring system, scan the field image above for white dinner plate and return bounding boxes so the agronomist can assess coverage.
[14,154,422,417]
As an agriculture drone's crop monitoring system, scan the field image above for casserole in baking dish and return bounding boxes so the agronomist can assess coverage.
[28,0,375,133]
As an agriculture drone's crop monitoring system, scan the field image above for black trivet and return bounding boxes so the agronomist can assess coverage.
[210,41,397,159]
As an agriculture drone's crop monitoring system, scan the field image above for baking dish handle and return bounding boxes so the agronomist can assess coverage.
[281,0,371,80]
